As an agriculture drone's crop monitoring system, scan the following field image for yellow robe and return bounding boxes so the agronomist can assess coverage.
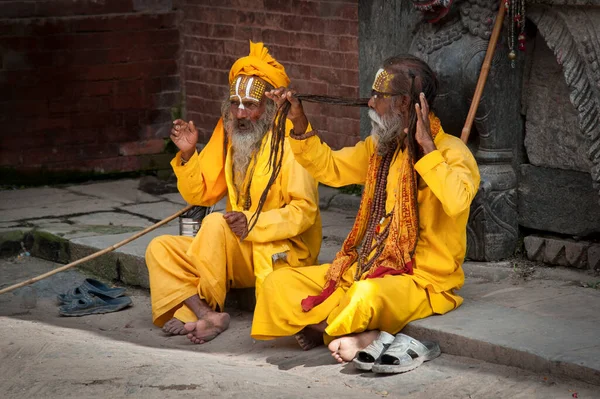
[145,118,322,327]
[251,127,480,340]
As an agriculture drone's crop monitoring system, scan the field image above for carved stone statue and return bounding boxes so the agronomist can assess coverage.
[409,0,523,260]
[526,4,600,203]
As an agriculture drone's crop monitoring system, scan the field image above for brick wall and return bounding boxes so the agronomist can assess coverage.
[180,0,360,149]
[0,0,180,184]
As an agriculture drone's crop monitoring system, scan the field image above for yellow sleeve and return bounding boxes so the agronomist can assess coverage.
[414,136,480,217]
[243,139,319,243]
[288,134,374,187]
[170,119,228,206]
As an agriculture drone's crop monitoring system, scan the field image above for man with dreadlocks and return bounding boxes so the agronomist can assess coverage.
[251,55,480,363]
[145,41,322,345]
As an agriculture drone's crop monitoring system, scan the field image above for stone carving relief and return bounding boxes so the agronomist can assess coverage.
[527,5,600,200]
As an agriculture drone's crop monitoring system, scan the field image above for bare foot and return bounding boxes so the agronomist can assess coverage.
[328,330,380,363]
[183,312,230,344]
[295,327,324,351]
[162,318,188,336]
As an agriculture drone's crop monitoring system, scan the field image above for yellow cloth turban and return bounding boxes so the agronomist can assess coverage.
[229,41,290,88]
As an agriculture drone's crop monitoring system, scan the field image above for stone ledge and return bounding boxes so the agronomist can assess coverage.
[404,301,600,386]
[524,235,600,270]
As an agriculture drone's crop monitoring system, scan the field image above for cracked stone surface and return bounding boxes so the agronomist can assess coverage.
[65,179,161,204]
[0,198,126,223]
[159,193,186,205]
[68,212,153,228]
[119,202,188,222]
[0,188,87,211]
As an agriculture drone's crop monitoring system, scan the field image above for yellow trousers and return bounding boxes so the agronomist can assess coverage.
[145,213,254,327]
[251,264,459,342]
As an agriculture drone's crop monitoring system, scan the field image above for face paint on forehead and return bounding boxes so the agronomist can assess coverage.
[372,68,395,94]
[229,75,266,110]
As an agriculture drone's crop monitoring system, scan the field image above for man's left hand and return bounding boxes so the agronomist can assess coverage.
[414,92,436,155]
[223,212,248,239]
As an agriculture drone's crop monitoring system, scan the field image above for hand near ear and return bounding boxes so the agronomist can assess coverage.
[414,93,436,155]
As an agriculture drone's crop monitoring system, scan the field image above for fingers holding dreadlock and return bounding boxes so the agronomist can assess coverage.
[266,87,308,135]
[414,92,436,154]
[265,87,289,108]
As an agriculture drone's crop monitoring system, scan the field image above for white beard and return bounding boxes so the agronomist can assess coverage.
[222,99,276,194]
[369,109,404,156]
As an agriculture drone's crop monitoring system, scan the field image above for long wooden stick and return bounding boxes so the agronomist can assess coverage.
[0,203,194,296]
[460,1,507,143]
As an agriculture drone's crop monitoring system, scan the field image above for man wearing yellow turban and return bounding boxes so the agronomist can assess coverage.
[145,41,321,344]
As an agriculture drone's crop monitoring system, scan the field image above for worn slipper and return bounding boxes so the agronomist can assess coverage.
[57,278,126,304]
[58,290,132,317]
[371,333,441,374]
[352,331,395,371]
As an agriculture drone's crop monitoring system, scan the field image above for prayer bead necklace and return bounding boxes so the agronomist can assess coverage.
[355,146,396,278]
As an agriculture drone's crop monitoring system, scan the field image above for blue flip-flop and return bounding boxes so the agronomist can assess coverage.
[58,290,132,317]
[57,278,126,304]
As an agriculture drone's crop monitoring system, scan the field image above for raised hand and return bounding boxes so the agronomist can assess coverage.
[171,119,198,160]
[414,93,436,155]
[265,87,309,136]
[223,212,248,240]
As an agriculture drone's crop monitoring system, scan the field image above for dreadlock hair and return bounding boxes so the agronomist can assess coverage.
[246,54,438,237]
[245,95,369,236]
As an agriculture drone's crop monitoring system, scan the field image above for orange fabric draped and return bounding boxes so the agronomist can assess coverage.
[301,114,442,312]
[229,41,290,88]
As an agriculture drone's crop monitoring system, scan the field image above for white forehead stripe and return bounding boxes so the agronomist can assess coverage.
[234,77,244,108]
[246,77,254,99]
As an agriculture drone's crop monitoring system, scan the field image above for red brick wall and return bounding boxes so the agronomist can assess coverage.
[0,0,180,183]
[180,0,360,149]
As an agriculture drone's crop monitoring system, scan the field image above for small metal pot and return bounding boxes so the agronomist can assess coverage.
[178,205,214,237]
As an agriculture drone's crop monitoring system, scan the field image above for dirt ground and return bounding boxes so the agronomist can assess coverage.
[1,256,599,399]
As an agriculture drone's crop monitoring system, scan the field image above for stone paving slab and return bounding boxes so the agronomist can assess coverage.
[0,198,126,222]
[158,192,186,205]
[71,224,178,259]
[0,187,83,210]
[68,212,153,228]
[65,179,161,204]
[404,300,600,385]
[118,202,188,222]
[0,221,24,229]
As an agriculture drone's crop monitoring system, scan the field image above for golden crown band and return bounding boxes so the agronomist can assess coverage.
[372,68,395,94]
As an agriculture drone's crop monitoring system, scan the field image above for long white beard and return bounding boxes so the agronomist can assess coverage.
[369,109,403,156]
[222,100,276,194]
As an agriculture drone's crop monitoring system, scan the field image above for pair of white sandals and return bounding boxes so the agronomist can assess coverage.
[353,331,441,374]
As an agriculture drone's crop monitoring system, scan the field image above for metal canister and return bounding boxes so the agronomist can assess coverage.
[178,205,214,237]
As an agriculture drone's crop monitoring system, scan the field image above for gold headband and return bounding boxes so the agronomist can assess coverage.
[372,68,395,94]
[229,75,266,108]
